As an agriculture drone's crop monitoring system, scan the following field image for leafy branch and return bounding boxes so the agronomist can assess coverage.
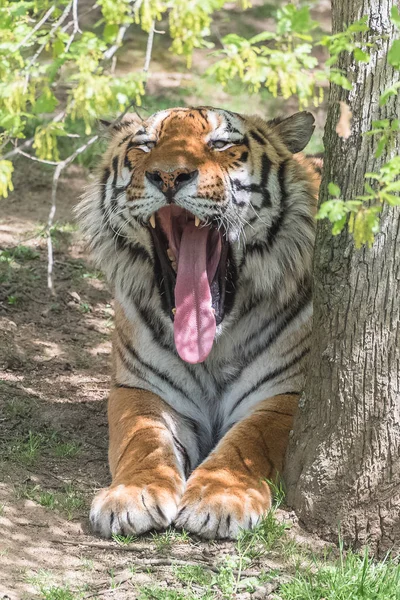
[317,6,400,248]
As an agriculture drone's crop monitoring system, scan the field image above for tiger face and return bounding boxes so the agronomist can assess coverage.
[79,107,316,365]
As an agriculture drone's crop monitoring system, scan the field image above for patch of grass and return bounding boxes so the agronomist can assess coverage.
[0,503,5,516]
[57,484,85,520]
[8,431,51,464]
[51,441,81,458]
[7,294,21,305]
[16,483,85,520]
[151,527,191,551]
[0,245,39,262]
[4,429,80,464]
[138,587,193,600]
[112,533,137,545]
[174,565,213,587]
[280,546,400,600]
[78,301,91,313]
[5,397,32,420]
[39,585,83,600]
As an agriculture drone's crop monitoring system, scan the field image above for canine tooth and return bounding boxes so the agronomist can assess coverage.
[171,261,177,272]
[172,308,176,315]
[149,214,156,228]
[194,216,200,227]
[167,248,174,261]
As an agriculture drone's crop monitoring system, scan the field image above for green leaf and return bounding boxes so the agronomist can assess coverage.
[353,48,369,62]
[332,215,347,235]
[391,5,400,28]
[103,23,119,43]
[249,31,276,44]
[379,82,400,106]
[329,70,352,90]
[32,90,58,114]
[388,39,400,68]
[328,182,341,197]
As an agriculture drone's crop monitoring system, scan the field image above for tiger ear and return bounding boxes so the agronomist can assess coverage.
[99,112,144,134]
[270,111,315,154]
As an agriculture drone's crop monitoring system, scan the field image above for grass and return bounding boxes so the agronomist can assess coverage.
[15,483,85,520]
[112,533,138,545]
[279,546,400,600]
[151,527,191,551]
[174,565,213,587]
[3,429,80,465]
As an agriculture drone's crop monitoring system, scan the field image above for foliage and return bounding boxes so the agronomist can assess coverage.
[318,9,400,247]
[208,3,321,109]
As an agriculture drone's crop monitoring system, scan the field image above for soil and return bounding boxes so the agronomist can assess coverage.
[0,160,329,600]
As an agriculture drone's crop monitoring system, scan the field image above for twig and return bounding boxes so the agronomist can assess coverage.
[26,2,73,73]
[103,25,129,61]
[14,5,56,52]
[47,135,98,293]
[3,112,65,159]
[65,0,81,52]
[143,20,156,74]
[13,150,59,166]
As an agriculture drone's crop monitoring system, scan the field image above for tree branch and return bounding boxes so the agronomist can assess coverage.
[14,5,56,52]
[47,135,98,293]
[143,20,156,74]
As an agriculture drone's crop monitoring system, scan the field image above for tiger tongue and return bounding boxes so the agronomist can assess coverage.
[174,223,217,364]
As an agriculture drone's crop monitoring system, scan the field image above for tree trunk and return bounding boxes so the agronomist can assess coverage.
[285,0,400,556]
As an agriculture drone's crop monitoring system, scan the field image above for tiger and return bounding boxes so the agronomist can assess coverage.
[77,106,319,540]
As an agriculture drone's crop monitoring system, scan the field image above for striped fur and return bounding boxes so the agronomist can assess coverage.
[77,107,319,539]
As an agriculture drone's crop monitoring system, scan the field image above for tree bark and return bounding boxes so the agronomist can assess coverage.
[285,0,400,556]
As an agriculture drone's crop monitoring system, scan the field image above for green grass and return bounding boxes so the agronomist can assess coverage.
[0,245,39,262]
[280,547,400,600]
[4,429,80,465]
[174,565,213,587]
[39,586,80,600]
[15,483,85,520]
[138,588,193,600]
[151,527,191,551]
[112,533,138,545]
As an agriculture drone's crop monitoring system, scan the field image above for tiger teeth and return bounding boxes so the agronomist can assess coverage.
[149,214,156,229]
[194,216,200,227]
[172,308,176,315]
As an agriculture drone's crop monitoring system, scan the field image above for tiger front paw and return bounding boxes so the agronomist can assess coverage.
[174,466,271,539]
[90,480,183,538]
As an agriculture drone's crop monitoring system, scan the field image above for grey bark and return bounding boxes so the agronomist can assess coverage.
[285,0,400,556]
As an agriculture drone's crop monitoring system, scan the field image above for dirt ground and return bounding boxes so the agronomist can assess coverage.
[0,157,330,600]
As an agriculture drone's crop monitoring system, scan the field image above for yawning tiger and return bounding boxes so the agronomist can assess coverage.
[77,106,319,539]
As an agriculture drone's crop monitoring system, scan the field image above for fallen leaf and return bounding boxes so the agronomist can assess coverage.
[336,101,352,139]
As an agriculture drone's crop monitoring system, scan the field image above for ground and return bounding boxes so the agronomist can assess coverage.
[0,159,330,600]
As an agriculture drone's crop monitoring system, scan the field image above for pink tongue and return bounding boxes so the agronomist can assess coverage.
[174,223,217,364]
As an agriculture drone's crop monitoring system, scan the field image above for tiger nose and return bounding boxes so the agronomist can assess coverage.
[145,168,198,197]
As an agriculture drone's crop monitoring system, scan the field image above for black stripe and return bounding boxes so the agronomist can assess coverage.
[133,301,211,398]
[222,288,311,387]
[250,130,266,145]
[115,344,164,395]
[230,347,310,415]
[116,326,200,408]
[239,151,248,163]
[267,159,288,245]
[172,434,191,478]
[100,167,111,215]
[260,153,272,207]
[118,133,132,146]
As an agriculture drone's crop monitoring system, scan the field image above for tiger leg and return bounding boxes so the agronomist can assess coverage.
[174,394,297,539]
[90,386,193,538]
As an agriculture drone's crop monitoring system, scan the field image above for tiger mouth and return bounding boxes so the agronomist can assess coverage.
[148,206,235,364]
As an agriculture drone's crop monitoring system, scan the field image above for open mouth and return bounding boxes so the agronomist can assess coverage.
[148,206,235,364]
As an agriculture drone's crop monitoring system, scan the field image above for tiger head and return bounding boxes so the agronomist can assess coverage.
[78,107,317,364]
